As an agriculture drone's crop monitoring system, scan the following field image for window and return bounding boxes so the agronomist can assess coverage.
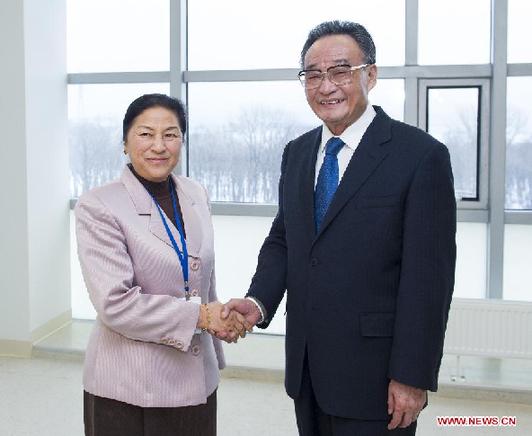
[188,0,405,70]
[504,224,532,301]
[455,223,487,298]
[188,81,314,203]
[506,77,532,210]
[67,0,169,72]
[65,0,532,314]
[69,83,170,197]
[508,0,532,64]
[419,79,490,207]
[188,79,404,203]
[418,0,491,65]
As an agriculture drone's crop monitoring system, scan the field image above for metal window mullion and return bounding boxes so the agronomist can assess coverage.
[182,65,491,84]
[170,0,187,175]
[405,0,419,66]
[507,63,532,76]
[505,211,532,225]
[67,71,170,84]
[169,0,186,100]
[404,0,419,126]
[487,0,508,299]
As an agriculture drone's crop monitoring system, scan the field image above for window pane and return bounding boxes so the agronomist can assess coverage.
[418,0,490,65]
[188,0,405,70]
[67,0,169,72]
[508,0,532,63]
[455,222,487,299]
[68,83,170,197]
[188,81,314,204]
[371,79,404,122]
[426,87,480,200]
[188,80,404,204]
[506,77,532,210]
[504,224,532,302]
[213,215,286,334]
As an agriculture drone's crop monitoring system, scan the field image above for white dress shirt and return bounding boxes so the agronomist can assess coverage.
[314,104,377,187]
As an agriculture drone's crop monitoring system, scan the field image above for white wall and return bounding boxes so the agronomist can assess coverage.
[504,224,532,301]
[0,0,31,341]
[212,215,287,334]
[24,0,70,332]
[0,0,69,351]
[454,222,487,298]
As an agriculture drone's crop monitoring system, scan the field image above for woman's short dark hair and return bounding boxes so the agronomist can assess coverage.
[122,93,187,142]
[300,20,376,68]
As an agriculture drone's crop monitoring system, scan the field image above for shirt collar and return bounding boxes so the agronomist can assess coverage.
[319,103,377,153]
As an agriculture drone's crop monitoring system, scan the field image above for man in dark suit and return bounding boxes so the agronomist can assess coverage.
[222,20,456,436]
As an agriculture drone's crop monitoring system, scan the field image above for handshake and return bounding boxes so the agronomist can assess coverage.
[196,298,261,343]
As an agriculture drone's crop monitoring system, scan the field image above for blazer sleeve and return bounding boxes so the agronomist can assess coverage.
[246,141,291,328]
[203,185,226,369]
[388,143,457,391]
[75,193,200,352]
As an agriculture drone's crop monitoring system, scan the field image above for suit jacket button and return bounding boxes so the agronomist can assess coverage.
[191,345,200,356]
[190,259,200,271]
[311,258,319,267]
[175,341,184,349]
[191,289,199,297]
[168,339,176,346]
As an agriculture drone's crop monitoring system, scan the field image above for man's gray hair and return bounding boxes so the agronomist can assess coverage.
[300,20,376,68]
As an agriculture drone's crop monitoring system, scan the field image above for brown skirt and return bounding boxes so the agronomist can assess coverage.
[84,390,217,436]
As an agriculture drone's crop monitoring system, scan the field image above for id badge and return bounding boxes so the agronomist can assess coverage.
[177,296,203,334]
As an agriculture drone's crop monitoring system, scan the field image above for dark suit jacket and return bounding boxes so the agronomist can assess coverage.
[247,106,456,420]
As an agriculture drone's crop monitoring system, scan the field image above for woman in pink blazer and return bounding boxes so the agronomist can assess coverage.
[75,94,247,436]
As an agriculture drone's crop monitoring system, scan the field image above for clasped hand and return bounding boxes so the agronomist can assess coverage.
[199,302,252,343]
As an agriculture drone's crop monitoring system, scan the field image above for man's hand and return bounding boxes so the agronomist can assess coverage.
[215,298,261,342]
[387,379,426,430]
[222,298,261,325]
[198,302,251,343]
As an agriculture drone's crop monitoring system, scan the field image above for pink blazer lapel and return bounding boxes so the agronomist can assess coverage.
[120,167,201,257]
[171,173,202,257]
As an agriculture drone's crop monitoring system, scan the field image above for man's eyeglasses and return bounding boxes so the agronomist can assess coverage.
[298,63,370,90]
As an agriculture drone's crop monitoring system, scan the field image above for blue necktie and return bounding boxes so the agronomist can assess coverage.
[314,137,345,232]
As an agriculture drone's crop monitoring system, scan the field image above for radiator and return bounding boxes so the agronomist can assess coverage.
[444,298,532,359]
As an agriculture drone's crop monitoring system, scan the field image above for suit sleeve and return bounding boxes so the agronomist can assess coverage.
[246,142,291,328]
[388,143,456,391]
[75,193,200,352]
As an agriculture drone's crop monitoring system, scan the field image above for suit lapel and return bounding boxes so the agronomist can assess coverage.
[313,107,393,241]
[172,174,202,257]
[121,167,200,257]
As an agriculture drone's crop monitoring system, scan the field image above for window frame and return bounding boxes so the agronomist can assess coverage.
[66,0,532,301]
[418,78,490,211]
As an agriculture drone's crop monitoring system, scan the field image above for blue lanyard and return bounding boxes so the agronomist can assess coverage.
[150,178,190,299]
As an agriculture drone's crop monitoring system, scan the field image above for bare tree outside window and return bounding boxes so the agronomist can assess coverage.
[506,76,532,210]
[69,120,125,197]
[426,87,480,201]
[189,107,314,203]
[506,108,532,210]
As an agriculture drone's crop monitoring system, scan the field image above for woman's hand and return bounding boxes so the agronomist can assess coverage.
[197,302,252,342]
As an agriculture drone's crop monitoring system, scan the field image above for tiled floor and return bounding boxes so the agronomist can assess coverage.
[34,321,532,394]
[2,320,530,435]
[2,356,532,436]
